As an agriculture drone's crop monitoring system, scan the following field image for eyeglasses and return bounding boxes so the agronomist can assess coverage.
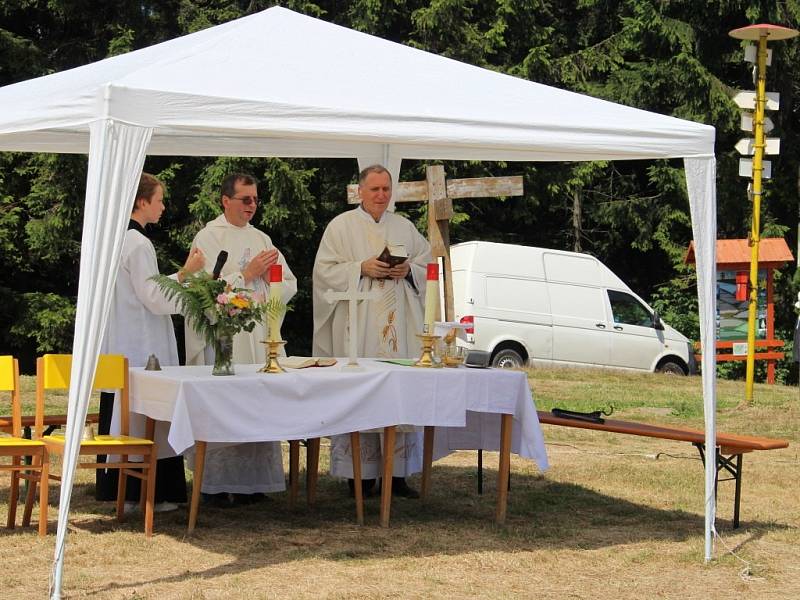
[229,195,259,206]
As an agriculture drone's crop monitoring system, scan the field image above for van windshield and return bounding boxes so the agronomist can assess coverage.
[608,290,653,327]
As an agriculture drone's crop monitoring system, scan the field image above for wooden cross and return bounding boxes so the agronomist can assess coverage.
[322,269,381,370]
[348,165,523,320]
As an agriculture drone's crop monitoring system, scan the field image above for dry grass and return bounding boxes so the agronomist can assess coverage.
[1,367,798,599]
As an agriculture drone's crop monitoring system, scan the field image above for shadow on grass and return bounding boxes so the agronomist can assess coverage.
[53,463,791,598]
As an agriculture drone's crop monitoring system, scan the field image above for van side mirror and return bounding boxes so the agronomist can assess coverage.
[651,311,665,330]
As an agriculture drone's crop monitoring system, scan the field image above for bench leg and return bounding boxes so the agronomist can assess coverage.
[733,454,742,529]
[694,444,744,529]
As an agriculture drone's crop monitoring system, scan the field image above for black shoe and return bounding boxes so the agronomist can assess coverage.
[231,494,253,506]
[391,477,420,499]
[347,478,376,498]
[202,492,233,508]
[231,492,267,506]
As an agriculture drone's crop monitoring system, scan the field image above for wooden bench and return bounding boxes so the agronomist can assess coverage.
[535,410,789,528]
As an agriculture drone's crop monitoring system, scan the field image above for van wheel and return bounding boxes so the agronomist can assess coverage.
[492,348,525,369]
[657,360,687,375]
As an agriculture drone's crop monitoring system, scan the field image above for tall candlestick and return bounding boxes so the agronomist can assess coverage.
[423,263,439,334]
[268,263,282,341]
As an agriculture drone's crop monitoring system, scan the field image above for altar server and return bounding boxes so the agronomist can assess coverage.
[99,172,205,511]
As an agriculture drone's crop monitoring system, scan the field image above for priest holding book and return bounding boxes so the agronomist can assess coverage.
[312,164,432,498]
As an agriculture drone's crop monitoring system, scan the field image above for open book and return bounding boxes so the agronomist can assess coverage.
[281,356,338,369]
[377,242,408,268]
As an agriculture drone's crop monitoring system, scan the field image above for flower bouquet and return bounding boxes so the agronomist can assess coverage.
[153,272,281,375]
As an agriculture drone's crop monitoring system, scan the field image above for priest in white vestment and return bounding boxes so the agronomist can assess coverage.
[312,165,432,497]
[185,173,297,500]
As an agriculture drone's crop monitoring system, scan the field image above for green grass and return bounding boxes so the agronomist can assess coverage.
[530,366,799,439]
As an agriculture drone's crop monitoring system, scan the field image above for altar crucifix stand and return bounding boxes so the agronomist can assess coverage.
[322,269,381,371]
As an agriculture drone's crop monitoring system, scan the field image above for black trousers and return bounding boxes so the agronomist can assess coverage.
[95,392,187,503]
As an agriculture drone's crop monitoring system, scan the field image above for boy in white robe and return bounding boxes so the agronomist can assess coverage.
[312,165,432,497]
[100,172,205,510]
[185,173,297,504]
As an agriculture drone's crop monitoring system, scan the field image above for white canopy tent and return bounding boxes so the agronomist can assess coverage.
[0,7,717,598]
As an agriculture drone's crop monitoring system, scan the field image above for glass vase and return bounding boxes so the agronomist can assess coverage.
[212,332,235,376]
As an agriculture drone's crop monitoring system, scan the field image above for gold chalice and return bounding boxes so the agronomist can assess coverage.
[442,343,467,368]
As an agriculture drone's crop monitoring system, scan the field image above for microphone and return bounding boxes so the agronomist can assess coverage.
[211,250,228,280]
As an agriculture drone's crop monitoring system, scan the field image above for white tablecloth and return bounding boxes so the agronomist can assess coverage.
[129,360,549,471]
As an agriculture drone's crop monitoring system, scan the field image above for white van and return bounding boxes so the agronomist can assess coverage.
[450,241,695,374]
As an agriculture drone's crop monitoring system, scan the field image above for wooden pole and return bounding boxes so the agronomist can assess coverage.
[425,165,455,320]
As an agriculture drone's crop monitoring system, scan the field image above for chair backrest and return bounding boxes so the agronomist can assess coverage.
[36,354,129,437]
[0,355,22,437]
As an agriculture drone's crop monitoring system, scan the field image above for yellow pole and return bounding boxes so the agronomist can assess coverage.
[744,33,768,403]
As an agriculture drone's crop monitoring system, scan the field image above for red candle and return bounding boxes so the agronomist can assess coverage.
[268,263,282,341]
[423,262,439,333]
[427,263,439,281]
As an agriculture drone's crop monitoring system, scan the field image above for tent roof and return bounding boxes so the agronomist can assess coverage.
[0,7,714,161]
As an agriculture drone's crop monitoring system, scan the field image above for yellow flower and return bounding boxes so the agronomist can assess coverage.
[231,296,250,309]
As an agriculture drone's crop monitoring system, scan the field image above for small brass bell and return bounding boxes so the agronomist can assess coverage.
[145,354,162,371]
[82,424,96,441]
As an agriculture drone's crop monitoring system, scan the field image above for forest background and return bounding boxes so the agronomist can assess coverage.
[1,0,799,380]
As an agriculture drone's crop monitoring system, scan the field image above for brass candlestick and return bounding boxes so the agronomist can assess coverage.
[259,339,286,373]
[414,333,442,368]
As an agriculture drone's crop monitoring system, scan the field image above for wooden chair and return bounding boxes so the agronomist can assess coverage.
[25,354,158,536]
[0,356,49,536]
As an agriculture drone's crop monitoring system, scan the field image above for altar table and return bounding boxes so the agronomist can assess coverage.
[129,360,548,529]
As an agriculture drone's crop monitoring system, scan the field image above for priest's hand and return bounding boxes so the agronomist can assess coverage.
[243,248,279,283]
[178,248,205,283]
[361,256,391,279]
[388,260,410,280]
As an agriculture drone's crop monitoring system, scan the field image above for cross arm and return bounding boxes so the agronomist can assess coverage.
[346,176,523,205]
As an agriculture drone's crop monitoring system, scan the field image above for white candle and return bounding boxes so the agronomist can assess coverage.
[423,263,439,334]
[268,264,282,342]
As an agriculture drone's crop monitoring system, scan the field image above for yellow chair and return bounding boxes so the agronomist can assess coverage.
[26,354,157,536]
[0,356,49,536]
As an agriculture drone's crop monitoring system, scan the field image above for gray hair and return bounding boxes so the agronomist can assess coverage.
[358,164,393,185]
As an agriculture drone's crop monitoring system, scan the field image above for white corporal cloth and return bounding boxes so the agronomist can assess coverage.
[128,360,549,473]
